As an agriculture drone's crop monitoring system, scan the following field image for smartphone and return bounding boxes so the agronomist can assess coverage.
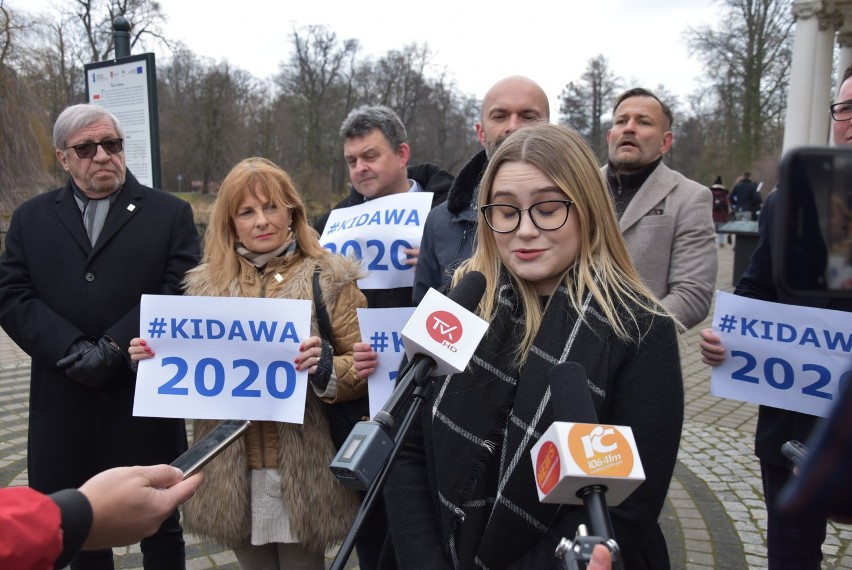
[171,419,251,477]
[781,439,809,468]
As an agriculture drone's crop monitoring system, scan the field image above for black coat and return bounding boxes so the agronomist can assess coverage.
[735,191,852,466]
[0,171,200,492]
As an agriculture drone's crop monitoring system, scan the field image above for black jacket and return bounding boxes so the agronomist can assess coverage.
[413,150,487,303]
[736,191,852,465]
[0,171,200,492]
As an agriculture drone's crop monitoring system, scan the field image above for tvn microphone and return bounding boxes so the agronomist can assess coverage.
[377,270,487,422]
[330,271,488,490]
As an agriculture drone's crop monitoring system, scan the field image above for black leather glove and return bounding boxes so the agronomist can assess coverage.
[56,336,126,388]
[57,338,95,369]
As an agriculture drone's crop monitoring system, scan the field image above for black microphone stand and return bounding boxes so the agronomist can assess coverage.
[577,484,616,542]
[329,358,437,570]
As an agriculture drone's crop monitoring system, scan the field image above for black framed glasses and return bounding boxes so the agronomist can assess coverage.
[480,200,574,233]
[830,102,852,122]
[65,138,124,159]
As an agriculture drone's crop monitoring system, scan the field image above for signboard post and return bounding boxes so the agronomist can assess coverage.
[84,52,162,189]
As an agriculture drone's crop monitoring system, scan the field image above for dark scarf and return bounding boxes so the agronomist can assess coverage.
[446,150,488,215]
[605,157,661,219]
[426,275,609,568]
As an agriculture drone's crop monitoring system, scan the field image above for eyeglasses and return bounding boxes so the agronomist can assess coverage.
[480,200,574,233]
[830,102,852,122]
[65,138,124,159]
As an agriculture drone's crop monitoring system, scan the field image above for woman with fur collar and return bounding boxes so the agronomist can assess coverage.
[378,125,684,569]
[130,157,366,569]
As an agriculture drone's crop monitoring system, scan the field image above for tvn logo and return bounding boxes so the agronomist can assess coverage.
[426,310,463,352]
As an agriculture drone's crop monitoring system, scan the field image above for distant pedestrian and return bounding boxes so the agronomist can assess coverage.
[730,171,761,221]
[710,176,730,247]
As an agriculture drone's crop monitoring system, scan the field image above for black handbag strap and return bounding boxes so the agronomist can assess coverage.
[312,266,332,340]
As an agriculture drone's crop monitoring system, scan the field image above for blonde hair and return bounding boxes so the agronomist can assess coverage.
[203,157,325,288]
[454,123,675,363]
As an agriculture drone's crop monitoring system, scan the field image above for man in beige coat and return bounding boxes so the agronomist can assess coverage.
[602,87,717,329]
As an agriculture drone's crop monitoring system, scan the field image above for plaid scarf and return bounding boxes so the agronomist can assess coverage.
[426,275,610,569]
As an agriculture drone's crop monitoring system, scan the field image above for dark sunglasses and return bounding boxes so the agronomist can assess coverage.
[65,138,124,159]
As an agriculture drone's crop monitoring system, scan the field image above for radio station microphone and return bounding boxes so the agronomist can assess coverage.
[536,362,644,548]
[549,361,598,424]
[330,271,488,490]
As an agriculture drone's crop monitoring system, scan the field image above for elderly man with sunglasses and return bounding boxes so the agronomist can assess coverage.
[0,104,200,570]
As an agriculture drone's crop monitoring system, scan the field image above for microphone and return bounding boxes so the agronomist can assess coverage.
[549,361,597,424]
[536,363,645,545]
[379,270,487,417]
[330,271,488,490]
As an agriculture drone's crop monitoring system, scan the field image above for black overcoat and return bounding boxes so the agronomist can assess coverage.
[0,171,200,492]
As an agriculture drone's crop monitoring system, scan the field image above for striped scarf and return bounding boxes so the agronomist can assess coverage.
[426,275,609,569]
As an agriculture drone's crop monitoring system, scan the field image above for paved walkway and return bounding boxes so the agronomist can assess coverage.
[2,246,851,568]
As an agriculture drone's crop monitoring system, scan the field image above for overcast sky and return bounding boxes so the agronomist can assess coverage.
[20,0,722,118]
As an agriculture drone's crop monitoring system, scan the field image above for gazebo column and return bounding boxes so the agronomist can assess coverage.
[810,10,839,144]
[784,0,824,151]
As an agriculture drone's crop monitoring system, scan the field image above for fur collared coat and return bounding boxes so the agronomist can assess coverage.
[181,250,366,552]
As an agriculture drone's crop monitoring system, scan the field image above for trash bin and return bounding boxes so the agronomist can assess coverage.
[717,220,760,286]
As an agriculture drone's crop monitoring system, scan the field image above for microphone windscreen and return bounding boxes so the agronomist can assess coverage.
[548,361,598,424]
[446,271,487,313]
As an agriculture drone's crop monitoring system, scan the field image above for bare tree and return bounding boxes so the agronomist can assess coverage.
[558,55,620,161]
[64,0,170,63]
[0,2,57,212]
[276,25,359,207]
[685,0,793,171]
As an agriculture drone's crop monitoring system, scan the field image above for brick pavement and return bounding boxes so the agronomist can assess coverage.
[2,246,851,568]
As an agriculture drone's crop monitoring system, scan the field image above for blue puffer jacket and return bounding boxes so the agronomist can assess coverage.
[413,150,487,303]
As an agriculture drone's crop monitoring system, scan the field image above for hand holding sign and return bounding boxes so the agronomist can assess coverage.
[133,294,313,423]
[319,192,433,290]
[356,307,416,418]
[708,291,852,417]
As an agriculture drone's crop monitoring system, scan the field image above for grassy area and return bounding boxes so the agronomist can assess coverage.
[173,191,216,224]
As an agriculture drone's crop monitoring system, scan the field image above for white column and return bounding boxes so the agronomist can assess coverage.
[837,27,852,91]
[784,0,824,152]
[809,10,839,145]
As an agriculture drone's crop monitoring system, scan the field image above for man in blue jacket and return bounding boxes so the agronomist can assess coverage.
[413,76,549,302]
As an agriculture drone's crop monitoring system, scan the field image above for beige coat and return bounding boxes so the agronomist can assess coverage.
[181,251,365,552]
[602,161,717,329]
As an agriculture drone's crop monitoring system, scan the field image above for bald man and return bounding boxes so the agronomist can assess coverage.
[413,75,550,302]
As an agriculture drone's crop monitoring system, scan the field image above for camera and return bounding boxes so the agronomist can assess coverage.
[776,146,852,298]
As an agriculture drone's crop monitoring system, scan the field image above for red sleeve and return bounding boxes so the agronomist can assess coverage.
[0,486,63,569]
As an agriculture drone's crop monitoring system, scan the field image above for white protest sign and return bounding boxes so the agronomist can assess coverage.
[319,192,433,290]
[357,307,416,418]
[133,294,311,423]
[710,291,852,417]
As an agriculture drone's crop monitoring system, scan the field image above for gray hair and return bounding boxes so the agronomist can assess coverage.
[339,105,407,150]
[53,104,124,150]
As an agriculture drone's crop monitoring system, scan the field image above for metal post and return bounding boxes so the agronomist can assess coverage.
[113,16,131,59]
